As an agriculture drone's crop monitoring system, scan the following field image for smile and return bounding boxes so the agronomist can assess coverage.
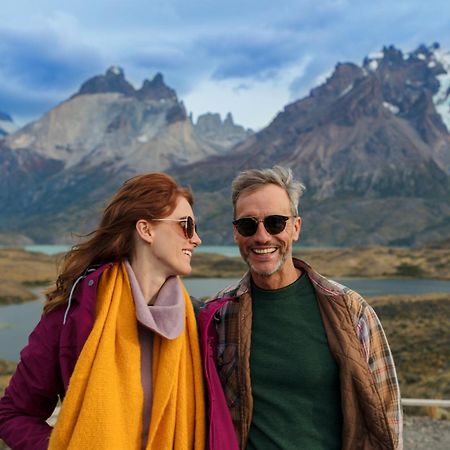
[182,249,192,257]
[252,247,277,255]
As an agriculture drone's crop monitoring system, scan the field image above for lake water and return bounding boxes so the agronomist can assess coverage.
[2,277,450,362]
[23,244,242,257]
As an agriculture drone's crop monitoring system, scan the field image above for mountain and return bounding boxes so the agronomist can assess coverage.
[1,44,450,246]
[3,67,219,172]
[0,111,17,137]
[193,112,253,153]
[171,43,450,246]
[0,67,249,243]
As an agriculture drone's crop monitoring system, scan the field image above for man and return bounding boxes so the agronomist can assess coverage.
[199,166,402,450]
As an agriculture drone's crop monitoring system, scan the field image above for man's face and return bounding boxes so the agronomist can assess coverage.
[233,184,301,289]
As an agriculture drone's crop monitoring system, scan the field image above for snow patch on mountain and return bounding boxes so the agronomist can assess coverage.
[368,51,384,60]
[432,48,450,132]
[339,84,353,97]
[383,102,400,114]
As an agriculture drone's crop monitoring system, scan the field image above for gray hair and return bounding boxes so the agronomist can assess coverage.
[231,165,305,217]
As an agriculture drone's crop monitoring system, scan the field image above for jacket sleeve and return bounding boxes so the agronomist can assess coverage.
[357,302,403,450]
[0,309,64,450]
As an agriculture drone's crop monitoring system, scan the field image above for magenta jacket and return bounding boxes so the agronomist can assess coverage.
[0,265,110,450]
[198,298,239,450]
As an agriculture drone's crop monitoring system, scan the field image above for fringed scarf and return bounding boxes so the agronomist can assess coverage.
[49,262,205,449]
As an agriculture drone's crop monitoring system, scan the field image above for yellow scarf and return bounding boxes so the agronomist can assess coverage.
[49,262,205,450]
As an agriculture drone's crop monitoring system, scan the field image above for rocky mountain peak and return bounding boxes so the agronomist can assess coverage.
[182,41,450,200]
[381,45,404,64]
[310,62,365,100]
[137,73,178,101]
[194,112,253,152]
[224,112,234,126]
[74,65,135,97]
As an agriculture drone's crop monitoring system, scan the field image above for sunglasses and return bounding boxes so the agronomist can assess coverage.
[152,216,197,239]
[233,215,294,237]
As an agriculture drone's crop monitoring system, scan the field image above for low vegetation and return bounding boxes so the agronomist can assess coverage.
[0,248,59,304]
[293,246,450,280]
[370,293,450,418]
[1,246,449,305]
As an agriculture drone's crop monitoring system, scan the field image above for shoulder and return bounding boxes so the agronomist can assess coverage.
[204,271,250,305]
[297,257,374,325]
[65,263,113,309]
[201,278,244,316]
[32,305,66,343]
[296,258,367,305]
[198,288,241,328]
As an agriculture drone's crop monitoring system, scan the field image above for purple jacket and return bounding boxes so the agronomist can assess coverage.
[0,265,110,450]
[198,298,239,450]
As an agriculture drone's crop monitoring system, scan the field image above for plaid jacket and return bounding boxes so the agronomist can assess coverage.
[200,258,403,450]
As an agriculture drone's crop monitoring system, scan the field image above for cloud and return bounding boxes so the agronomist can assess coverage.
[201,33,301,81]
[0,20,103,122]
[1,0,450,128]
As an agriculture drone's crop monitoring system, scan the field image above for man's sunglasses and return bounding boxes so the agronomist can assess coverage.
[233,215,294,237]
[152,216,197,239]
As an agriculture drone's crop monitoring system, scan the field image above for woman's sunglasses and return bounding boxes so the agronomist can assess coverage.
[152,216,197,239]
[233,215,294,237]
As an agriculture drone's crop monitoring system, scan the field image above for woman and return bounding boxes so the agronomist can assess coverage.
[0,173,205,450]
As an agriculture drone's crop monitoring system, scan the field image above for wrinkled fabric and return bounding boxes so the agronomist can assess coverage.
[199,258,403,450]
[198,297,240,450]
[0,265,109,450]
[0,263,206,450]
[48,262,205,450]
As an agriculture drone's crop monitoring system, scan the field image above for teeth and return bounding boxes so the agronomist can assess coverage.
[253,248,276,254]
[182,249,192,257]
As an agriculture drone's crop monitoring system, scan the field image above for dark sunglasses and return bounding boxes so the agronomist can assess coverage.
[152,216,197,239]
[233,215,294,237]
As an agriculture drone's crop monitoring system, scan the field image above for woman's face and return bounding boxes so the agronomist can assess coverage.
[149,196,201,277]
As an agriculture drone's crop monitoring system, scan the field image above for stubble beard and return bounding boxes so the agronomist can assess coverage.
[245,246,289,277]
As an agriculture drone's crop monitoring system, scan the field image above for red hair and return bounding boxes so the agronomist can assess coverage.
[44,173,193,313]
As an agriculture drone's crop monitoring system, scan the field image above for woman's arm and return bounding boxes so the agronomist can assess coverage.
[0,309,64,450]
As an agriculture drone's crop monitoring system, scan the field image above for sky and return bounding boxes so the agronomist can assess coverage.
[1,0,450,131]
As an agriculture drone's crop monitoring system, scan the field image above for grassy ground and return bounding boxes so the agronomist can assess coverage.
[370,293,450,403]
[0,248,60,304]
[1,245,449,304]
[294,246,450,279]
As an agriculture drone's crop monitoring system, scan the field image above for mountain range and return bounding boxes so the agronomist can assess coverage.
[0,67,251,244]
[173,43,450,246]
[1,43,450,246]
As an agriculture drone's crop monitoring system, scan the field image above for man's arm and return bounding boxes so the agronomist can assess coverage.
[357,303,403,449]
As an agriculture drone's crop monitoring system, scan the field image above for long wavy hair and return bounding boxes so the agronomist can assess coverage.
[44,173,193,314]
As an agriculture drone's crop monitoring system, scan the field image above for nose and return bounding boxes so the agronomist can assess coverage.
[253,220,271,241]
[191,229,202,247]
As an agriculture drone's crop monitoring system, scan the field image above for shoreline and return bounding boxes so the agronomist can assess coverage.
[1,246,450,305]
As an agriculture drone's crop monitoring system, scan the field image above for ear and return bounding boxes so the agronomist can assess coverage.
[135,220,153,244]
[292,216,302,242]
[233,225,239,242]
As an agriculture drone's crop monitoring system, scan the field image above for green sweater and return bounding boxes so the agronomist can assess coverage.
[246,274,342,450]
